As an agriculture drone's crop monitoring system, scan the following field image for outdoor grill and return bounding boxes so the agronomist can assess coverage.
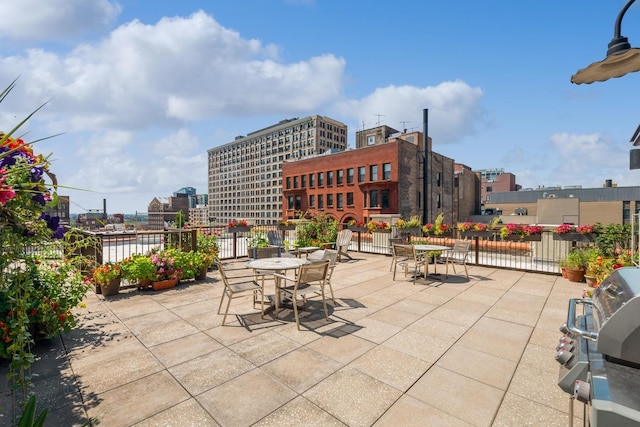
[556,267,640,426]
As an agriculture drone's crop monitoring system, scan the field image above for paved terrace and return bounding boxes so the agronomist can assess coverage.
[1,253,582,426]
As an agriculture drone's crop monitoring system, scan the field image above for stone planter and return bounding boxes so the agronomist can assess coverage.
[227,226,250,233]
[100,278,121,297]
[151,278,178,291]
[585,275,597,287]
[553,233,597,242]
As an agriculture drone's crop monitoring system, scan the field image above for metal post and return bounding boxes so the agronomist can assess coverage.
[423,109,429,223]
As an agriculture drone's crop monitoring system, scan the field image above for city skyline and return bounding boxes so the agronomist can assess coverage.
[1,1,639,214]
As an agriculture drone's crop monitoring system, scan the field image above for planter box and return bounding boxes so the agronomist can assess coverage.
[460,230,495,239]
[372,228,392,233]
[100,278,121,297]
[152,278,178,291]
[553,233,597,242]
[398,227,422,236]
[348,226,368,232]
[227,226,250,233]
[428,231,453,238]
[502,234,542,242]
[278,224,296,230]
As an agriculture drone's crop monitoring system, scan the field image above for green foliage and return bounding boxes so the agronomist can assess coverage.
[595,223,632,257]
[18,394,48,427]
[295,212,338,247]
[247,231,269,248]
[174,210,186,228]
[565,248,590,270]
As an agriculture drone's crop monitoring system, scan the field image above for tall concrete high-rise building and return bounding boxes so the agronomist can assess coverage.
[207,115,347,225]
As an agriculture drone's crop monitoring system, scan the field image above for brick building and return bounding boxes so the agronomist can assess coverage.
[477,168,518,204]
[282,126,467,225]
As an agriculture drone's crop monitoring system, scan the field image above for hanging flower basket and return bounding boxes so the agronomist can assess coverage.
[553,233,597,242]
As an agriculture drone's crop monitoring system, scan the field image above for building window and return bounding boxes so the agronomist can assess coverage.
[623,201,631,223]
[437,193,441,208]
[367,135,375,145]
[327,171,334,186]
[318,172,324,186]
[286,177,291,189]
[309,195,315,207]
[318,194,324,209]
[287,195,294,209]
[301,175,306,188]
[370,190,379,207]
[293,176,298,189]
[381,190,390,208]
[486,186,493,192]
[370,165,378,181]
[295,196,301,211]
[327,194,333,206]
[436,172,441,186]
[347,192,354,206]
[337,193,343,209]
[337,169,343,185]
[309,173,315,187]
[347,168,354,184]
[358,166,365,182]
[383,163,391,180]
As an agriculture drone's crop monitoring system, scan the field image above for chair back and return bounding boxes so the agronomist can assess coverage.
[297,260,329,285]
[267,230,284,247]
[393,243,415,260]
[450,240,471,261]
[321,249,339,267]
[336,229,353,246]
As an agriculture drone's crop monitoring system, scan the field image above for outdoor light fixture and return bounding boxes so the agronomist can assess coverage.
[572,0,640,84]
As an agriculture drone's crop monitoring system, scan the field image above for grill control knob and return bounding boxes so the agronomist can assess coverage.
[556,342,574,352]
[574,380,590,404]
[555,350,574,365]
[559,323,569,334]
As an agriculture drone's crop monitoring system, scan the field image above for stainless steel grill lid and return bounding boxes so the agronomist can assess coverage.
[592,267,640,365]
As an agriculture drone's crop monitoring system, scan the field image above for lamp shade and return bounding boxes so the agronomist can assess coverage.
[571,48,640,84]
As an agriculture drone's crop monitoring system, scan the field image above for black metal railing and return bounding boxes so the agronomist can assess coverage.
[66,226,572,275]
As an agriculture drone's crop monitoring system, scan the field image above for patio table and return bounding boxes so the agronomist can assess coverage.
[414,244,451,276]
[245,257,309,315]
[294,246,320,258]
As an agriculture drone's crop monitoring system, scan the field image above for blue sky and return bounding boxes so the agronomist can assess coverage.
[1,0,639,214]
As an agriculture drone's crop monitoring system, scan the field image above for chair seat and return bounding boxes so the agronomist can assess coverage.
[228,280,262,293]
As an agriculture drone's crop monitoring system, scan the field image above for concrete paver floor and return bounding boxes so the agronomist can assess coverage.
[0,253,583,426]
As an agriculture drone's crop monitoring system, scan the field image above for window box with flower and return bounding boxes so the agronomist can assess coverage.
[227,219,250,233]
[278,220,297,230]
[367,220,391,233]
[347,219,367,232]
[552,223,601,242]
[396,216,423,236]
[457,221,495,239]
[500,224,543,241]
[423,213,453,238]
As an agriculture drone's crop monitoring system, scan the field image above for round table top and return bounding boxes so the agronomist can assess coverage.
[246,257,308,270]
[414,244,451,251]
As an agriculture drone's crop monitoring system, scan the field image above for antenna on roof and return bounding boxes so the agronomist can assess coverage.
[400,120,410,133]
[374,114,385,126]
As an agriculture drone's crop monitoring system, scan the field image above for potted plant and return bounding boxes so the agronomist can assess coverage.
[91,262,122,296]
[149,250,181,291]
[457,221,494,239]
[278,220,297,230]
[123,254,157,289]
[553,223,601,242]
[347,219,367,232]
[500,224,543,241]
[563,248,589,282]
[423,213,453,238]
[196,228,219,269]
[247,231,279,258]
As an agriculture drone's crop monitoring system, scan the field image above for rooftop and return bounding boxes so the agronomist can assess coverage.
[1,252,579,426]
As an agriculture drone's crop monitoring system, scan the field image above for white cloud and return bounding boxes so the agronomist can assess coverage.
[1,11,345,132]
[0,0,121,41]
[335,81,485,144]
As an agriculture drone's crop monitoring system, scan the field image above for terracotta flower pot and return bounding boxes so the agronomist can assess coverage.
[151,278,177,291]
[565,268,586,283]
